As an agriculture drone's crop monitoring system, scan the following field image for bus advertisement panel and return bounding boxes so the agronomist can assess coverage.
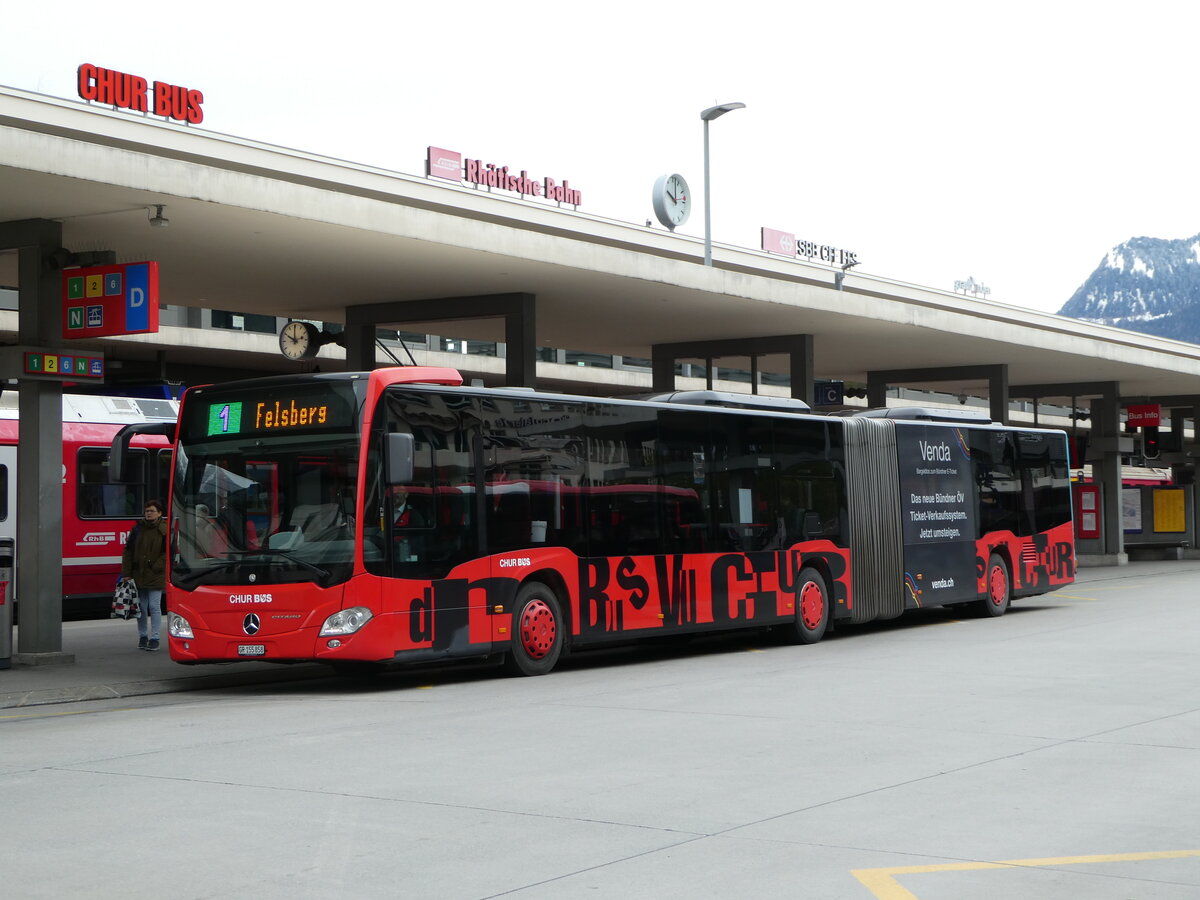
[896,423,978,609]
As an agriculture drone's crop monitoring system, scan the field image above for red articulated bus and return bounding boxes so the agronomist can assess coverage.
[0,392,177,618]
[126,367,1074,674]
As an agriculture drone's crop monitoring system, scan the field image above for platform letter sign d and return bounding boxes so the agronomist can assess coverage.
[125,263,149,332]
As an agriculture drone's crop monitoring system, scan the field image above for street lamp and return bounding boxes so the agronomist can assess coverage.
[834,258,860,291]
[701,101,745,267]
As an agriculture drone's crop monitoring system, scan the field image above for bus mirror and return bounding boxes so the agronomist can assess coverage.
[110,421,176,483]
[385,433,415,484]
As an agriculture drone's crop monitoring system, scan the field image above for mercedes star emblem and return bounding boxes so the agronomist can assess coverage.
[243,613,261,636]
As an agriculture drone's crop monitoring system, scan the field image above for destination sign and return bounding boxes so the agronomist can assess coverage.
[193,383,358,440]
[206,399,336,436]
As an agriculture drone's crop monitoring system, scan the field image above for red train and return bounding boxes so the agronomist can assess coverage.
[0,392,177,618]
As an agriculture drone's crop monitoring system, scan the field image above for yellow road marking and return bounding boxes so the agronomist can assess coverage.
[1046,592,1098,601]
[852,849,1200,899]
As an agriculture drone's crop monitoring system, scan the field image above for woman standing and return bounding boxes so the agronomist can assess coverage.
[121,499,168,651]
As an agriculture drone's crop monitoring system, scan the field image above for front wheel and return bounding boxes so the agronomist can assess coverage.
[504,581,566,676]
[976,553,1011,617]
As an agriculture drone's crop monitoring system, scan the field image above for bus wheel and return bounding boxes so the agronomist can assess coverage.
[504,582,565,676]
[977,553,1011,617]
[788,567,829,644]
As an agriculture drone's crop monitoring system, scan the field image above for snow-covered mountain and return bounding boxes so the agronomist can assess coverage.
[1057,233,1200,343]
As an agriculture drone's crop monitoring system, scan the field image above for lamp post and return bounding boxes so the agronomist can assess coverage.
[701,101,745,267]
[834,258,860,291]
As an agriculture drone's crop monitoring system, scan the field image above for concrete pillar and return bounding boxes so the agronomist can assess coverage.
[0,220,72,662]
[1091,389,1127,565]
[650,335,813,402]
[342,314,377,371]
[868,364,1009,423]
[503,293,536,388]
[344,293,537,386]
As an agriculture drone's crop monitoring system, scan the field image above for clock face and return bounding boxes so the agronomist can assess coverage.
[664,175,689,223]
[279,321,319,360]
[652,173,691,230]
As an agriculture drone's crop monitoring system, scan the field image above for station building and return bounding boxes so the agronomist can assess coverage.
[4,74,1200,659]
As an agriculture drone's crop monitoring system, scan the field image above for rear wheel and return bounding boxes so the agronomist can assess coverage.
[976,553,1011,617]
[784,567,830,644]
[504,581,566,676]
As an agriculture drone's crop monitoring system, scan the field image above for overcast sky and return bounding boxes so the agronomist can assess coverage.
[4,0,1197,313]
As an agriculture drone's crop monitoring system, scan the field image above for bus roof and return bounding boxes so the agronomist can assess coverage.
[634,390,812,413]
[848,406,994,424]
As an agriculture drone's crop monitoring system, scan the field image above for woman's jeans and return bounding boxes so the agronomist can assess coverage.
[138,588,164,641]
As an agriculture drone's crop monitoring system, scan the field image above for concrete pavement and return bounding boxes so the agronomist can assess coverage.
[0,617,332,708]
[0,559,1192,710]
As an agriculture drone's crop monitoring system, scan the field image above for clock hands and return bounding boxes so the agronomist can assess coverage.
[280,322,316,360]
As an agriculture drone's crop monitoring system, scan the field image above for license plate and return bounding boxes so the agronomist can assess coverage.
[237,644,266,657]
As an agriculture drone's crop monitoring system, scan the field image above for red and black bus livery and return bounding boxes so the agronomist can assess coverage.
[146,368,1074,674]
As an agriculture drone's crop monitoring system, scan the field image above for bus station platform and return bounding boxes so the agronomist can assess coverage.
[0,619,333,709]
[0,558,1193,710]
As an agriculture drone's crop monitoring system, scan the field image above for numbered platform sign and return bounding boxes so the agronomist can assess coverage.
[62,261,159,338]
[23,351,105,380]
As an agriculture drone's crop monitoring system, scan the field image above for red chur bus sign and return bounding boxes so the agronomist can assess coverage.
[426,146,582,206]
[77,63,204,124]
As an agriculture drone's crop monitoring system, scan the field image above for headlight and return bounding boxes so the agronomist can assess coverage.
[319,606,374,636]
[168,612,194,639]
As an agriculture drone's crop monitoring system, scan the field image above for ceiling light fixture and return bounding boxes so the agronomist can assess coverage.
[148,204,170,228]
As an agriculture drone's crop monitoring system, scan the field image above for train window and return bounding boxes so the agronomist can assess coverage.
[0,464,7,521]
[78,448,145,518]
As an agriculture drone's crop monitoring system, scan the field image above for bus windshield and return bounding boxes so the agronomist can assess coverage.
[171,378,367,590]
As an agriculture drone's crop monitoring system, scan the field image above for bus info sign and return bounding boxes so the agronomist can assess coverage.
[1126,403,1160,427]
[61,261,159,339]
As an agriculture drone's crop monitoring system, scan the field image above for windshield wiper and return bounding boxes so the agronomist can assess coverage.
[226,549,331,580]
